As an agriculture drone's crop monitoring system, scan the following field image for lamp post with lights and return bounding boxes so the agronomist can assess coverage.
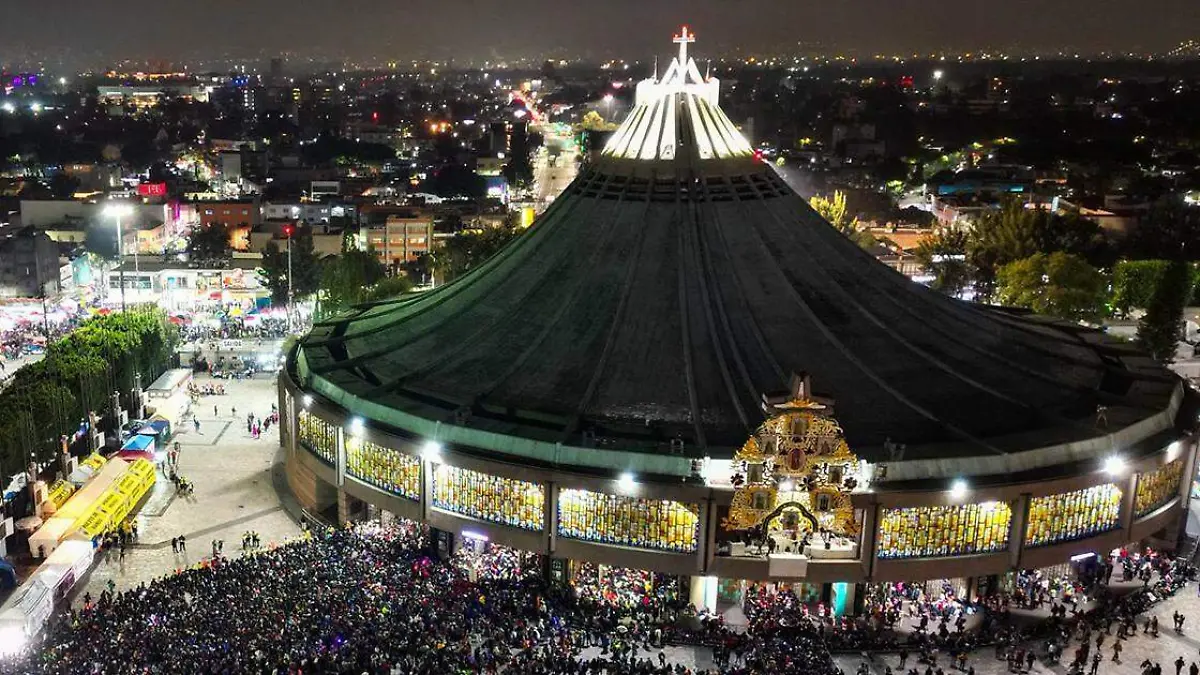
[103,204,133,312]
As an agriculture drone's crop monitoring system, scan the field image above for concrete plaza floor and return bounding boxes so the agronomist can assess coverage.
[75,372,301,601]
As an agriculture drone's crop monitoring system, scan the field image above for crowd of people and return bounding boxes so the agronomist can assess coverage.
[179,314,293,343]
[6,523,839,675]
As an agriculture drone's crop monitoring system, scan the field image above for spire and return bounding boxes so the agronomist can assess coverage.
[673,26,695,68]
[653,55,659,81]
[601,26,755,162]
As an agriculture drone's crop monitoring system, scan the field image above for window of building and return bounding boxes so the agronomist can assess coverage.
[1025,484,1121,547]
[877,502,1012,559]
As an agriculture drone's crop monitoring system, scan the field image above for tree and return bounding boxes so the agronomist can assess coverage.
[363,275,415,303]
[1124,197,1200,260]
[915,228,972,297]
[579,110,618,132]
[319,249,388,317]
[995,253,1108,322]
[428,219,521,284]
[965,199,1109,301]
[1137,259,1193,363]
[810,191,875,248]
[258,225,323,305]
[1111,260,1170,316]
[186,223,232,266]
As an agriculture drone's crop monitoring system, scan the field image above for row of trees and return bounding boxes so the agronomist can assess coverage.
[0,310,179,473]
[909,197,1200,363]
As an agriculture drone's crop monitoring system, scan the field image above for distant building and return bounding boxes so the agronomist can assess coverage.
[361,210,435,267]
[195,200,261,229]
[0,226,61,298]
[103,257,267,310]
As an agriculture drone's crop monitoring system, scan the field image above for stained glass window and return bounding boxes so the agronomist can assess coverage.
[877,502,1011,559]
[432,465,544,531]
[345,436,420,500]
[1025,484,1121,547]
[557,489,700,553]
[297,410,337,466]
[1135,459,1183,517]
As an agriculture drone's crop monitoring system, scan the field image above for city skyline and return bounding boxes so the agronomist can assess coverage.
[2,0,1198,68]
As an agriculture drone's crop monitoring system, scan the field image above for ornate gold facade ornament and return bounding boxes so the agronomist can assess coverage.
[725,373,861,538]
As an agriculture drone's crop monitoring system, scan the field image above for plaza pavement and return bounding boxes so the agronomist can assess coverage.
[74,372,301,602]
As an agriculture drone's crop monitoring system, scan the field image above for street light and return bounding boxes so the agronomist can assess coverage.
[282,223,295,330]
[603,93,614,120]
[103,204,133,312]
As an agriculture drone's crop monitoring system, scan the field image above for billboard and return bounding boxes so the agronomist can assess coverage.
[137,183,168,197]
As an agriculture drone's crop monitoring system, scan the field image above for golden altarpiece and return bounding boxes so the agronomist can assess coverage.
[722,375,863,544]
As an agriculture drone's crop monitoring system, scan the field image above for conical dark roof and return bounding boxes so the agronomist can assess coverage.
[296,33,1177,467]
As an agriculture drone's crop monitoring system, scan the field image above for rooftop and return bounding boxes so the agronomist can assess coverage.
[293,30,1180,480]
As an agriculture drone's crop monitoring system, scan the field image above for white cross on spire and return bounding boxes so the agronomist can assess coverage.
[673,26,695,68]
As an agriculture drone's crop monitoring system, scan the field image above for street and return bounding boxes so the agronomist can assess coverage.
[532,123,579,208]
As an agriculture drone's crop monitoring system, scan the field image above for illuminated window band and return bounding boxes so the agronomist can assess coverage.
[345,436,420,501]
[297,410,337,466]
[1025,484,1121,547]
[1136,459,1184,517]
[432,465,544,531]
[557,489,700,553]
[877,502,1011,560]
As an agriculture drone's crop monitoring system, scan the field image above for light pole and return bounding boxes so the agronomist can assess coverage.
[603,93,614,120]
[104,204,133,312]
[283,223,295,330]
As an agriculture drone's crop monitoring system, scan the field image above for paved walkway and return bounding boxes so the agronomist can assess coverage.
[75,373,301,600]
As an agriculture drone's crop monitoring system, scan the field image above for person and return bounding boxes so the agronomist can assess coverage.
[1178,657,1186,675]
[171,537,178,554]
[213,404,218,417]
[1113,640,1123,663]
[193,417,200,434]
[178,534,186,552]
[1091,652,1102,675]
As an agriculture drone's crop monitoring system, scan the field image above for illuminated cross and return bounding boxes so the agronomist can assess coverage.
[674,26,696,68]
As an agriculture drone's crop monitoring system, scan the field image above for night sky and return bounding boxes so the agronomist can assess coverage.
[4,0,1197,64]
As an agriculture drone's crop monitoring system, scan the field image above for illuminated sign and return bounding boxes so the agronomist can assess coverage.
[137,183,168,197]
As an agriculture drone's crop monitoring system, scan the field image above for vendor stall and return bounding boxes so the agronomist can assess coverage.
[28,460,127,558]
[118,434,156,463]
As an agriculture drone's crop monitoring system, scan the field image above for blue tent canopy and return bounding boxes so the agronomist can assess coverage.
[121,434,155,452]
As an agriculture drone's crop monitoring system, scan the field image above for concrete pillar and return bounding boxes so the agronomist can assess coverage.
[859,504,878,578]
[335,427,346,488]
[1118,472,1138,538]
[421,457,435,521]
[695,497,712,575]
[546,481,558,554]
[1178,436,1198,504]
[1008,495,1030,570]
[338,489,366,524]
[863,503,880,580]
